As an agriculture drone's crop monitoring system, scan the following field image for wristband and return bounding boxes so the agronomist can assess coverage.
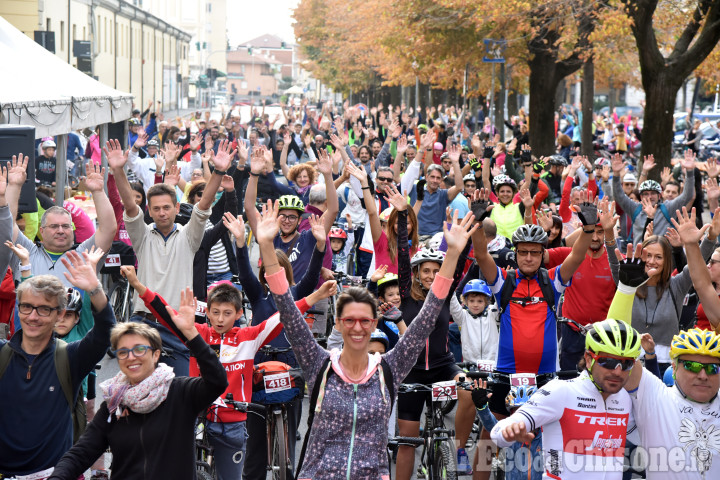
[19,264,32,272]
[250,172,260,177]
[361,186,370,190]
[87,285,104,297]
[213,169,228,176]
[645,350,656,356]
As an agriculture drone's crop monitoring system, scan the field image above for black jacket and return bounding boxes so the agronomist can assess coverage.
[48,336,228,480]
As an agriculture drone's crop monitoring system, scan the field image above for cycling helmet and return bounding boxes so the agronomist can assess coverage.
[369,329,390,351]
[328,227,348,240]
[670,328,720,359]
[377,273,399,288]
[41,139,56,149]
[463,173,477,184]
[128,118,141,126]
[586,319,641,359]
[433,142,443,151]
[379,207,394,223]
[492,174,516,190]
[511,224,548,248]
[147,139,160,148]
[663,365,675,387]
[277,195,305,213]
[440,152,450,160]
[66,288,83,313]
[506,385,536,408]
[410,248,446,269]
[548,155,568,167]
[639,180,662,194]
[462,279,492,298]
[594,158,610,167]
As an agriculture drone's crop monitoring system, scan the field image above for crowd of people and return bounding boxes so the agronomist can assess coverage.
[1,98,720,480]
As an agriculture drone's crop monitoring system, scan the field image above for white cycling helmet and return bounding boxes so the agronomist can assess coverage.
[41,139,57,149]
[411,248,446,269]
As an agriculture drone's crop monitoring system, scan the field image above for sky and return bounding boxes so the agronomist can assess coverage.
[227,0,299,48]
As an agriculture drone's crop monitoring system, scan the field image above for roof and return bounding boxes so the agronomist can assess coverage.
[0,16,133,138]
[227,49,282,65]
[241,34,288,49]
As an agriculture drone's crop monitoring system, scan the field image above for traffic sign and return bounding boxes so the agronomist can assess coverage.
[483,39,506,63]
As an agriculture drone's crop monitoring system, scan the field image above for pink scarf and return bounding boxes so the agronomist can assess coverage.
[100,363,175,420]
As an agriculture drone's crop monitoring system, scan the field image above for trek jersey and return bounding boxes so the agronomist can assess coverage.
[631,367,720,479]
[489,265,570,374]
[491,371,635,479]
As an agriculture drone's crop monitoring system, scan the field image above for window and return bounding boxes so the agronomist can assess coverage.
[82,26,86,40]
[104,17,107,52]
[72,24,76,41]
[60,21,64,51]
[241,81,248,89]
[46,18,51,32]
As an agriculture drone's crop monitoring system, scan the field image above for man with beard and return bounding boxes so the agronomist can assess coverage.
[543,197,620,370]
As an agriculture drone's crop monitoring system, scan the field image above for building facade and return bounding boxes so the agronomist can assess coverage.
[226,48,280,99]
[1,0,192,110]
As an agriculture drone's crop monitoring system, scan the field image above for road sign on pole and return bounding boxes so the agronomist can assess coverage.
[483,39,506,64]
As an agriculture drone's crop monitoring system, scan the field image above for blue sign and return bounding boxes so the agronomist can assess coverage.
[483,39,506,63]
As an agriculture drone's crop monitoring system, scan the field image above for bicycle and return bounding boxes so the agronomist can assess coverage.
[396,381,463,480]
[195,410,218,480]
[249,345,305,480]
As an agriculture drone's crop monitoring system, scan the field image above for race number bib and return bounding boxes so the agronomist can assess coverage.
[431,380,457,401]
[104,254,120,267]
[195,301,207,317]
[509,373,537,387]
[264,372,292,393]
[477,360,496,373]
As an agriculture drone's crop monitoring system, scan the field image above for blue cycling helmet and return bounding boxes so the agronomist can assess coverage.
[462,279,492,298]
[506,385,536,408]
[369,329,389,351]
[663,365,675,387]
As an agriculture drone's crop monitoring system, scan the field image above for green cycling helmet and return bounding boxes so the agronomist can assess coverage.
[278,195,305,213]
[377,273,399,288]
[586,319,641,359]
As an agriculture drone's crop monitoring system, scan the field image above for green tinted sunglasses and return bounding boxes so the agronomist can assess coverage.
[679,359,720,375]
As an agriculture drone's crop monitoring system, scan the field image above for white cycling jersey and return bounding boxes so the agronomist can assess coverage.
[631,366,720,479]
[491,371,635,479]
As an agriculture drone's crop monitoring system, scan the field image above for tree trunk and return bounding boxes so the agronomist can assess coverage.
[581,59,595,157]
[508,89,518,118]
[608,78,615,113]
[641,75,684,178]
[529,56,565,156]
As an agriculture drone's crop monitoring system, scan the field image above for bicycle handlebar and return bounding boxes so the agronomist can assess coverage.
[223,394,266,414]
[257,345,293,355]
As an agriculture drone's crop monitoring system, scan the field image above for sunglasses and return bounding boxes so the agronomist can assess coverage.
[590,352,635,371]
[376,177,394,182]
[678,359,720,375]
[339,317,375,329]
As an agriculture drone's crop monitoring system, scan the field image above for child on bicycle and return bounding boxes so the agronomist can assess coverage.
[329,224,354,274]
[472,379,543,480]
[450,279,499,363]
[120,265,336,480]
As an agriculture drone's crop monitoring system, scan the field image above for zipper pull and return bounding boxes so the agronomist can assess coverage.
[26,365,32,380]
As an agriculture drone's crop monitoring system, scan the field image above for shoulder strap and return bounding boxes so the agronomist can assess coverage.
[537,268,556,310]
[54,339,74,411]
[0,343,13,380]
[631,204,643,223]
[658,203,672,224]
[380,357,395,409]
[499,269,518,313]
[283,232,302,256]
[296,357,333,479]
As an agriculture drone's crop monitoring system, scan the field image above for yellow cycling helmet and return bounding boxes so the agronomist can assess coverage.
[586,319,641,359]
[670,328,720,359]
[278,195,305,213]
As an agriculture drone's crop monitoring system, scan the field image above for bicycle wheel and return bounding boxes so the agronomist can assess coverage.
[195,468,215,480]
[270,411,289,480]
[432,441,457,480]
[108,281,130,322]
[439,398,457,417]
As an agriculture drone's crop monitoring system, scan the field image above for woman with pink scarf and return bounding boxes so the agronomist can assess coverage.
[49,291,228,480]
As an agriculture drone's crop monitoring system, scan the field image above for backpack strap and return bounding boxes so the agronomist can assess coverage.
[631,204,643,223]
[379,357,395,409]
[537,268,557,310]
[499,268,556,313]
[54,339,74,409]
[0,342,13,380]
[658,203,672,224]
[499,269,518,313]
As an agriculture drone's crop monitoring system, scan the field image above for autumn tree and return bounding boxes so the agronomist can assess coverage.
[622,0,720,170]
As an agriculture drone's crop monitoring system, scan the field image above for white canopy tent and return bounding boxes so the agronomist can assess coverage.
[0,15,133,138]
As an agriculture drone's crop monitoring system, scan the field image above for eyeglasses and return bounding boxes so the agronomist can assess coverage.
[709,259,720,266]
[114,345,155,360]
[192,172,203,177]
[44,224,73,231]
[278,214,299,222]
[376,177,394,183]
[678,359,720,375]
[590,352,635,371]
[622,183,636,187]
[339,317,375,329]
[516,249,543,258]
[18,303,59,317]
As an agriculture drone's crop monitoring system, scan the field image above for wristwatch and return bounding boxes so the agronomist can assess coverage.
[213,169,228,176]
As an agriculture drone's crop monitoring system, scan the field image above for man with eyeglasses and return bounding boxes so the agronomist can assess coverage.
[0,252,115,479]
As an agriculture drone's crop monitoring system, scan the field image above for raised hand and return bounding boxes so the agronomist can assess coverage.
[329,133,345,150]
[346,162,368,185]
[571,191,598,227]
[237,140,249,164]
[250,149,265,175]
[222,212,246,245]
[104,139,128,170]
[471,379,492,409]
[611,153,624,174]
[120,265,141,289]
[61,249,105,291]
[4,240,29,264]
[164,163,181,187]
[165,287,199,338]
[308,214,326,245]
[615,243,657,286]
[641,197,657,219]
[599,200,619,233]
[443,208,479,253]
[470,188,494,223]
[153,152,165,173]
[708,157,720,179]
[213,139,236,172]
[83,163,107,192]
[671,206,709,246]
[640,333,656,356]
[681,149,696,171]
[220,175,234,192]
[660,166,673,186]
[316,280,338,300]
[384,183,407,211]
[134,131,148,149]
[447,143,461,162]
[161,142,180,163]
[664,226,683,247]
[316,148,333,175]
[255,200,280,244]
[6,154,28,188]
[396,135,408,155]
[370,265,389,283]
[536,209,553,232]
[641,155,656,173]
[518,187,534,209]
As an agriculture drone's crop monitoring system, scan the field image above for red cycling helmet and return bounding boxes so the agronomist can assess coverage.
[329,227,348,240]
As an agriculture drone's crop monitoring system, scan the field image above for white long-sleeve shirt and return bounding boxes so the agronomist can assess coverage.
[449,295,499,363]
[127,149,201,192]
